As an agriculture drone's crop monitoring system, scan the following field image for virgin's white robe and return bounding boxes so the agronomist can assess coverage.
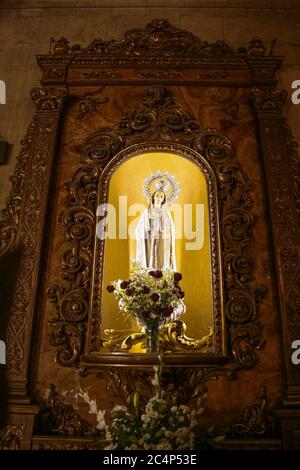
[135,205,176,271]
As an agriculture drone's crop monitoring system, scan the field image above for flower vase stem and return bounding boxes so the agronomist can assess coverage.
[145,323,160,353]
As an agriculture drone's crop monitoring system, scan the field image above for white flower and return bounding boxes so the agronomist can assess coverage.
[89,399,98,415]
[96,410,106,430]
[112,405,128,413]
[79,391,90,403]
[179,405,189,413]
[154,439,173,450]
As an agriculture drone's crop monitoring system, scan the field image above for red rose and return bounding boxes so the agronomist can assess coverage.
[151,293,160,302]
[125,288,134,296]
[141,311,150,319]
[174,272,182,282]
[107,285,114,293]
[155,270,163,278]
[143,286,150,294]
[149,271,156,277]
[120,280,129,289]
[162,306,173,316]
[179,290,185,299]
[155,305,163,314]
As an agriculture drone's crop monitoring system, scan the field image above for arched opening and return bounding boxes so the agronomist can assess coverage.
[91,144,223,355]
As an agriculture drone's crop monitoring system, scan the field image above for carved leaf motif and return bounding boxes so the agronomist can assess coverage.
[225,386,279,438]
[118,86,199,144]
[100,321,213,352]
[91,366,216,410]
[0,425,25,450]
[31,87,68,111]
[36,385,94,436]
[77,93,108,119]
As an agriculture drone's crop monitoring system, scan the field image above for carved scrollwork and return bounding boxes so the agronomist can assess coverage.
[100,321,213,352]
[136,70,182,79]
[231,321,265,369]
[48,164,99,366]
[212,94,241,121]
[48,20,276,69]
[32,439,94,450]
[251,89,300,385]
[160,322,213,351]
[283,120,300,221]
[77,93,108,119]
[81,129,124,166]
[44,68,65,80]
[4,102,67,376]
[118,86,199,145]
[101,329,144,351]
[0,123,33,256]
[225,386,279,438]
[51,19,237,60]
[0,424,25,450]
[88,366,216,411]
[31,87,68,111]
[250,88,287,113]
[35,384,94,436]
[193,125,267,372]
[0,91,63,257]
[79,71,122,79]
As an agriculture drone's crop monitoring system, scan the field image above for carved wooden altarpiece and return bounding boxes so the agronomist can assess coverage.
[0,20,300,449]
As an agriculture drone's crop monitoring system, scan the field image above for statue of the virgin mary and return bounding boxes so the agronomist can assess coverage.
[135,171,185,322]
[135,171,179,271]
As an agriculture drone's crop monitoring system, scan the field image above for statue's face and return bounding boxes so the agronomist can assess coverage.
[153,190,165,206]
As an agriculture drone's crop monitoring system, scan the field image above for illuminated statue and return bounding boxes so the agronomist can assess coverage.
[135,171,179,271]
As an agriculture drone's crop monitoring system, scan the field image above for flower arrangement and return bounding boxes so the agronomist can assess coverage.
[78,360,224,450]
[107,263,185,351]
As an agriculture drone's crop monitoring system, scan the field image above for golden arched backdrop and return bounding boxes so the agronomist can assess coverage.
[101,151,213,346]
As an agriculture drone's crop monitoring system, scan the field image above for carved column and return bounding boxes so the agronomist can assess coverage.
[251,88,300,448]
[0,88,68,410]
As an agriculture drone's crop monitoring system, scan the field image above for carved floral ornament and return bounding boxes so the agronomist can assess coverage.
[37,21,282,88]
[47,20,272,60]
[47,85,267,378]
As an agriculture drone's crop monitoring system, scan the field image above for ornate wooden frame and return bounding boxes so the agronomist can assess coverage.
[90,141,224,358]
[1,19,300,449]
